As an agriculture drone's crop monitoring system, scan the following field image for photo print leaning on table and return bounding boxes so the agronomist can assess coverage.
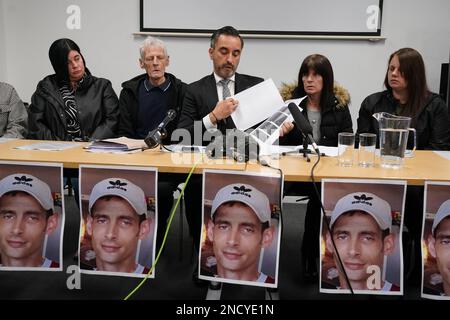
[0,161,64,270]
[79,165,157,278]
[320,179,406,295]
[199,169,282,288]
[422,182,450,300]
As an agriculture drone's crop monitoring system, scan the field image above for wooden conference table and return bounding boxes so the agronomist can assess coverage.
[1,139,450,185]
[0,139,246,173]
[250,150,450,185]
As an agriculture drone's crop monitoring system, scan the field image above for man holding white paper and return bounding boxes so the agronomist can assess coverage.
[177,26,264,286]
[178,26,264,141]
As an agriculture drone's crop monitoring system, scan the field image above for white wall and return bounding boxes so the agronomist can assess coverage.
[2,0,449,130]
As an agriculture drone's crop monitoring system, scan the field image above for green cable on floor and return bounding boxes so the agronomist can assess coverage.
[124,156,202,300]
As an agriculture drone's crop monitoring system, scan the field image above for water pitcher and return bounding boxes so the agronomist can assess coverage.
[373,112,416,168]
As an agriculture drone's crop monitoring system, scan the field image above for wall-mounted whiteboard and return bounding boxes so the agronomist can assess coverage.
[140,0,383,37]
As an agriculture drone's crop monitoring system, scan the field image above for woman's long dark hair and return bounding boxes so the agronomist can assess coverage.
[293,54,334,111]
[48,38,86,85]
[384,48,429,119]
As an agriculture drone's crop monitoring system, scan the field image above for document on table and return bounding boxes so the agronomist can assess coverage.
[230,78,285,130]
[259,145,339,157]
[0,137,17,143]
[163,144,206,153]
[15,142,81,151]
[434,151,450,161]
[85,137,146,152]
[85,148,142,154]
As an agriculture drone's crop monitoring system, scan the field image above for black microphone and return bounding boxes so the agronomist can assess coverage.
[287,102,319,153]
[144,109,177,149]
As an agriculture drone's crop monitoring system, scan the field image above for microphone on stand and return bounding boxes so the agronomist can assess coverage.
[144,109,177,149]
[287,102,320,154]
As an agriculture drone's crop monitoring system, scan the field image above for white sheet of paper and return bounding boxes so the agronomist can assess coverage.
[315,146,338,157]
[434,151,450,161]
[259,144,339,157]
[231,79,285,130]
[284,97,305,110]
[0,137,17,143]
[15,142,81,151]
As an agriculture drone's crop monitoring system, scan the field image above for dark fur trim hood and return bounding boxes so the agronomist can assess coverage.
[279,81,351,108]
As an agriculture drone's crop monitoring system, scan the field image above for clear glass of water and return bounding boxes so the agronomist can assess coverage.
[358,133,376,167]
[338,132,355,167]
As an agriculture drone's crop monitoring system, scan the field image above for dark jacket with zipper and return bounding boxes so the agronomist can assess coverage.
[28,73,119,141]
[357,90,450,150]
[118,73,186,144]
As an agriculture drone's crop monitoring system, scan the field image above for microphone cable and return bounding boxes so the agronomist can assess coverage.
[161,144,174,153]
[258,157,284,300]
[124,154,203,300]
[308,140,354,294]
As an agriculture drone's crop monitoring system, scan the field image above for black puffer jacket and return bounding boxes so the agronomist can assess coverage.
[357,90,450,150]
[279,82,353,146]
[28,73,119,141]
[118,73,186,143]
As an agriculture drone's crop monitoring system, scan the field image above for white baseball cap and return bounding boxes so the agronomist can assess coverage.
[88,178,147,217]
[211,183,271,225]
[331,192,392,232]
[0,173,54,212]
[432,199,450,236]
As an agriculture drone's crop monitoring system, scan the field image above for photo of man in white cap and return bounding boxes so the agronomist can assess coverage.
[0,173,59,268]
[324,191,399,292]
[204,183,275,283]
[84,177,152,274]
[426,199,450,297]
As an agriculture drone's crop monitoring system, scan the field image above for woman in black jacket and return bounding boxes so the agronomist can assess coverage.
[357,48,450,284]
[357,48,450,150]
[28,38,119,141]
[280,54,353,146]
[281,54,353,281]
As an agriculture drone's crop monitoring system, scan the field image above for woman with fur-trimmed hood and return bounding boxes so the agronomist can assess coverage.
[279,54,353,146]
[281,54,353,281]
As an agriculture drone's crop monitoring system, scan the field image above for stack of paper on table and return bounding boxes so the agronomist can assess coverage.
[85,137,146,153]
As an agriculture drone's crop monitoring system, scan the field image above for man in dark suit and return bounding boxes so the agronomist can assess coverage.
[178,26,263,142]
[177,26,263,286]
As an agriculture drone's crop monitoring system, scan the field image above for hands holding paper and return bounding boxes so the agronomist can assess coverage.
[209,98,239,124]
[279,121,295,137]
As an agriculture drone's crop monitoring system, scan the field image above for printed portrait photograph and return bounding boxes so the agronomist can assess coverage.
[78,165,157,278]
[199,169,282,288]
[320,179,406,295]
[421,182,450,300]
[0,161,64,271]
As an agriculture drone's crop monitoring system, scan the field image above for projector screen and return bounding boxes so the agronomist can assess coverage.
[140,0,383,37]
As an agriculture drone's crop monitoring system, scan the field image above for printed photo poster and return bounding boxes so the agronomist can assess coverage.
[320,179,406,295]
[0,161,64,271]
[421,182,450,300]
[79,165,157,278]
[199,169,283,288]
